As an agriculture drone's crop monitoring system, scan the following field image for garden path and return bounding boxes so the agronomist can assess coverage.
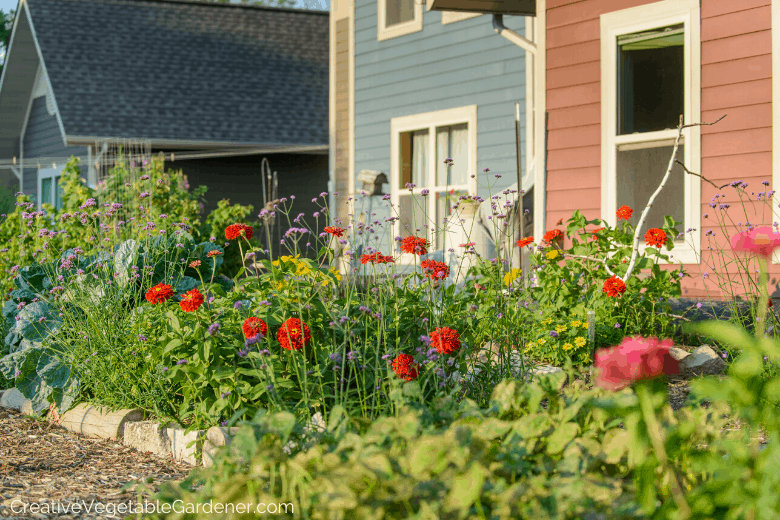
[0,408,188,519]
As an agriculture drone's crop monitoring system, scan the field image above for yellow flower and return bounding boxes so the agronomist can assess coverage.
[272,281,285,291]
[570,320,582,328]
[524,341,535,352]
[542,318,553,325]
[562,342,574,351]
[503,268,522,286]
[555,324,567,333]
[546,250,559,260]
[537,338,546,346]
[574,337,587,348]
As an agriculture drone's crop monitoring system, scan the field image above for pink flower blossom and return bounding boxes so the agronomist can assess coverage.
[730,225,780,258]
[594,336,680,391]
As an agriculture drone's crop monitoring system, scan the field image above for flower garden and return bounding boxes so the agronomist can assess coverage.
[1,146,780,519]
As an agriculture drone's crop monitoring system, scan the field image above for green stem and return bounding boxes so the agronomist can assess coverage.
[635,382,691,518]
[756,256,769,339]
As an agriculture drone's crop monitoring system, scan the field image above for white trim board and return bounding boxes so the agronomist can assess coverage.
[773,0,780,264]
[599,0,701,265]
[533,0,546,243]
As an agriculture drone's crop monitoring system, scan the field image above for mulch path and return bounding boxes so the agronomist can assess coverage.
[0,407,190,519]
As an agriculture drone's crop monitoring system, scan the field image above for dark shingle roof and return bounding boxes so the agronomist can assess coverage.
[26,0,329,146]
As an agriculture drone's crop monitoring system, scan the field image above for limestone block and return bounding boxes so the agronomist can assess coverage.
[124,421,173,458]
[679,345,727,378]
[167,425,203,465]
[59,403,145,440]
[524,365,566,384]
[0,388,44,415]
[203,426,240,467]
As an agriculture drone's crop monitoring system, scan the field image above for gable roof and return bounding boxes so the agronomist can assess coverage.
[1,0,329,152]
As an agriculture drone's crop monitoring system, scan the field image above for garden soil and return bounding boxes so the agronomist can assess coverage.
[0,407,189,519]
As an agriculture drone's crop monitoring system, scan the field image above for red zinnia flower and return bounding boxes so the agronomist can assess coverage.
[644,228,667,248]
[542,229,563,244]
[420,259,450,280]
[516,236,534,248]
[616,205,633,221]
[430,327,461,355]
[242,317,268,339]
[392,353,419,381]
[595,336,680,391]
[603,276,627,298]
[590,227,605,241]
[179,288,204,312]
[225,223,253,240]
[277,318,311,351]
[324,226,345,237]
[400,236,429,255]
[145,283,173,305]
[361,252,395,264]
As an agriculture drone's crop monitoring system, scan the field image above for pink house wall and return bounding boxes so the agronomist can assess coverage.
[544,0,774,300]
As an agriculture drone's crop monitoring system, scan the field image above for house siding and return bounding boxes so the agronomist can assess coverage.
[352,2,529,225]
[21,97,86,199]
[544,0,773,300]
[690,0,773,299]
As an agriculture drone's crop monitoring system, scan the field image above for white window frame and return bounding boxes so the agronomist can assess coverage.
[37,165,63,210]
[600,0,701,265]
[441,11,481,24]
[377,0,423,41]
[390,105,478,264]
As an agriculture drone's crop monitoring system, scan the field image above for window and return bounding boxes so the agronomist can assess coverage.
[600,0,700,264]
[390,106,477,261]
[377,0,423,41]
[38,167,64,210]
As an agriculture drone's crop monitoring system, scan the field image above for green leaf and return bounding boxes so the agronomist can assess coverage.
[602,429,630,464]
[445,463,486,510]
[163,339,183,355]
[546,422,579,455]
[113,239,140,287]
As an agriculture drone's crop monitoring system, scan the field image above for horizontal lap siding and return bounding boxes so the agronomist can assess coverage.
[22,97,86,199]
[544,0,774,300]
[691,0,773,299]
[544,0,660,232]
[353,0,527,221]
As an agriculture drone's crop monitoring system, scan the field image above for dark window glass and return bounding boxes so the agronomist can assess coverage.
[617,25,684,135]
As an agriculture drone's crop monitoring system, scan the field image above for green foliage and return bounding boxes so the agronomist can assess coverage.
[200,199,258,278]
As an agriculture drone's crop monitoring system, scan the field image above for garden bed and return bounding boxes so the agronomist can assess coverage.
[0,407,189,519]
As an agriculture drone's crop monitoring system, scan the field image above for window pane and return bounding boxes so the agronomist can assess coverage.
[398,193,426,240]
[41,178,52,207]
[54,176,64,210]
[400,130,428,188]
[436,123,468,187]
[617,25,684,135]
[616,144,684,235]
[435,189,468,250]
[386,0,415,26]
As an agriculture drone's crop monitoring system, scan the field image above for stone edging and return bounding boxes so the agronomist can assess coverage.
[0,388,230,467]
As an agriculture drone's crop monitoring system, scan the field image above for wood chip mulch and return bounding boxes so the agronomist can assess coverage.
[0,407,190,519]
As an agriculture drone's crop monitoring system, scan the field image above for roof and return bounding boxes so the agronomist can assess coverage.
[7,0,329,148]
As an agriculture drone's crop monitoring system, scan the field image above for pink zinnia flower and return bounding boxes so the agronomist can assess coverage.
[594,336,680,391]
[730,226,780,258]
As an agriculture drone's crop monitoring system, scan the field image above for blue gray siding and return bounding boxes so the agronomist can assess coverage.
[21,97,87,199]
[353,6,528,210]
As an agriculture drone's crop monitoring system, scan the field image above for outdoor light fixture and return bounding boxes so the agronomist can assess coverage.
[357,169,388,197]
[426,0,536,16]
